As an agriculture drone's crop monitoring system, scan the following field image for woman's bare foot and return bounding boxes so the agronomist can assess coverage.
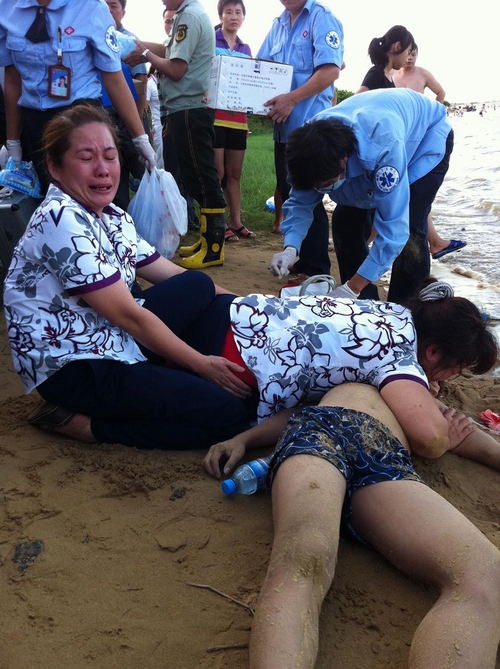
[54,414,97,443]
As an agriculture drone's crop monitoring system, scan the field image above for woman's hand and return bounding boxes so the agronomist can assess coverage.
[428,380,440,398]
[197,356,252,399]
[440,406,476,451]
[203,437,247,479]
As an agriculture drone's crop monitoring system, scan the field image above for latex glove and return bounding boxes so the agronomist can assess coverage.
[270,247,297,277]
[6,139,22,168]
[132,134,157,171]
[328,282,360,299]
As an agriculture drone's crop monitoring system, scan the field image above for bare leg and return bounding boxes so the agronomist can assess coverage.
[223,148,246,231]
[352,480,500,668]
[427,214,450,255]
[272,187,283,234]
[213,146,225,183]
[249,455,346,669]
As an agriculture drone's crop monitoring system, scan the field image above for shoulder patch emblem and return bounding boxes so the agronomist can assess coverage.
[175,24,188,42]
[375,166,400,193]
[325,31,340,49]
[105,25,119,53]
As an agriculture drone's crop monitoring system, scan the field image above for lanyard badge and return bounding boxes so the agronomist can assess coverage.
[48,25,71,100]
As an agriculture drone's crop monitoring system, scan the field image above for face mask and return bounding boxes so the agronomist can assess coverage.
[315,177,345,194]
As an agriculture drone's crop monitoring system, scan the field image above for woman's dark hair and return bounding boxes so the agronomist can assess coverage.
[368,25,413,67]
[42,104,120,169]
[217,0,246,17]
[409,278,498,375]
[285,119,357,190]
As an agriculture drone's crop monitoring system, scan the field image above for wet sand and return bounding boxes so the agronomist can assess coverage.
[1,232,500,668]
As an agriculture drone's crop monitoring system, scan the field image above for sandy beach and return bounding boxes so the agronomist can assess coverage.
[1,233,500,669]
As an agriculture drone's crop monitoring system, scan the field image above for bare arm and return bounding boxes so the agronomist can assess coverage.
[434,399,500,471]
[81,278,251,398]
[264,64,340,124]
[124,41,188,81]
[133,73,148,119]
[355,85,370,94]
[203,408,297,479]
[451,426,500,471]
[423,68,446,102]
[4,65,22,140]
[100,70,145,138]
[380,380,450,458]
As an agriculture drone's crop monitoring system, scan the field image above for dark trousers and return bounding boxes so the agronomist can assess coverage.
[108,112,145,211]
[167,108,225,210]
[331,130,454,305]
[162,125,198,225]
[37,272,250,450]
[275,141,330,277]
[331,206,379,300]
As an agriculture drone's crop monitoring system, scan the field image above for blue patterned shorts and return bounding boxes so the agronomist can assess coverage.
[268,406,424,544]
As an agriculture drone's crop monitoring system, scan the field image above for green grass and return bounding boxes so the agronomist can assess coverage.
[240,129,276,231]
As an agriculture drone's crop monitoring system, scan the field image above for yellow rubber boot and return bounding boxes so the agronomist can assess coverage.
[178,236,202,258]
[180,208,225,269]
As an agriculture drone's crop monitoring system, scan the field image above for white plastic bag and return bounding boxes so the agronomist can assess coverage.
[128,167,187,259]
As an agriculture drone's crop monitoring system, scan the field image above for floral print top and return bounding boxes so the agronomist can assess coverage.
[230,294,428,422]
[4,184,160,394]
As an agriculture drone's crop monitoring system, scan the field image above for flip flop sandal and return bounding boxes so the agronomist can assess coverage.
[230,225,256,239]
[28,402,75,431]
[225,228,239,242]
[432,239,467,259]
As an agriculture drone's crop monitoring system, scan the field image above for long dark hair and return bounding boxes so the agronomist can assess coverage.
[409,278,498,375]
[368,25,413,67]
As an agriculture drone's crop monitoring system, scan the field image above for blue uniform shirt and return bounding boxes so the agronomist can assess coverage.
[119,25,147,78]
[0,0,121,110]
[257,0,343,143]
[282,89,452,282]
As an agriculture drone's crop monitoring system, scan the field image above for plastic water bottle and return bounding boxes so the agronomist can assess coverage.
[221,455,273,496]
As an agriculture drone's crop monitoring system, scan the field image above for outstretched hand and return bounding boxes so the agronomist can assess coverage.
[123,41,145,68]
[198,356,252,399]
[202,437,247,479]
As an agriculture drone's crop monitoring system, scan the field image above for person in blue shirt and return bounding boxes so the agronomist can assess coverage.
[270,89,454,305]
[257,0,344,279]
[0,0,155,194]
[103,0,148,210]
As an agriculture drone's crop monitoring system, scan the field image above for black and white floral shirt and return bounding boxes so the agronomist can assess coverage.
[230,294,429,422]
[4,184,160,393]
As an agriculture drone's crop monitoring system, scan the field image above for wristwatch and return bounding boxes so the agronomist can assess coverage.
[141,48,150,63]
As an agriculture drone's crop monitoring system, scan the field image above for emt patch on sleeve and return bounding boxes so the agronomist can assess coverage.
[326,31,340,49]
[175,24,187,42]
[375,166,400,192]
[105,26,119,52]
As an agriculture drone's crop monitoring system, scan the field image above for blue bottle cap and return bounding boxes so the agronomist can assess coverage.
[221,479,237,496]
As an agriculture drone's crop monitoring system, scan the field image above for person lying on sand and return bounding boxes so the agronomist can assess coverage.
[204,383,500,669]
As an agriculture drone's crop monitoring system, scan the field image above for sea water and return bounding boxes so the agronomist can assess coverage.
[429,104,500,320]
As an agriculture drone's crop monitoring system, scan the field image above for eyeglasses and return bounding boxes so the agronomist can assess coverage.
[165,19,174,23]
